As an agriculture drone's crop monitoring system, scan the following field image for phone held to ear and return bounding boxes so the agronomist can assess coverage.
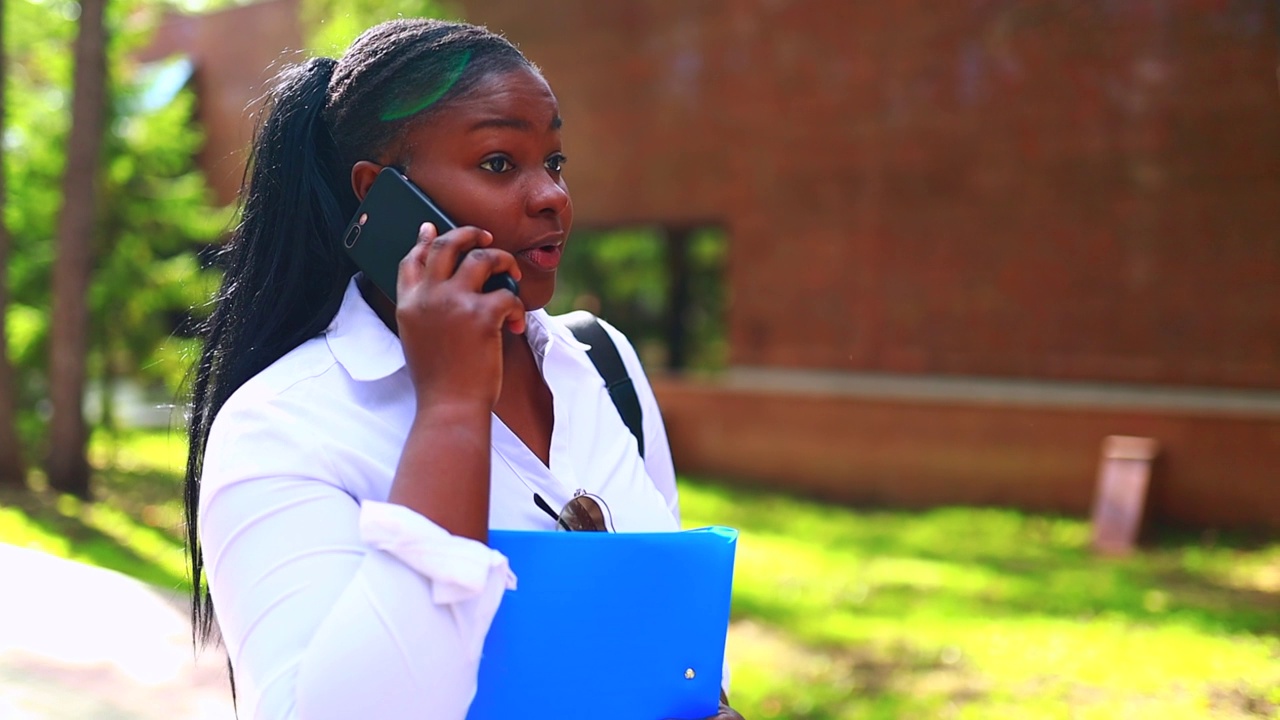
[341,167,519,304]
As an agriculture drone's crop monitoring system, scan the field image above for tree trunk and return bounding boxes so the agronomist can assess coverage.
[47,0,108,498]
[0,0,29,488]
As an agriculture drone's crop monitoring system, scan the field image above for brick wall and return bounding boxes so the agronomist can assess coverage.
[146,1,1280,528]
[139,0,304,205]
[653,377,1280,531]
[460,0,1280,389]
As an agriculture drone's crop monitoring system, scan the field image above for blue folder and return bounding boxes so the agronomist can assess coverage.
[466,527,738,720]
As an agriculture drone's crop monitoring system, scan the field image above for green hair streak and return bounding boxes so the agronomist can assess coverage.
[379,48,473,122]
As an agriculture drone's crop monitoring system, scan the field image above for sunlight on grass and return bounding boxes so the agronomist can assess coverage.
[0,504,74,556]
[89,427,189,476]
[680,478,1280,719]
[0,430,190,591]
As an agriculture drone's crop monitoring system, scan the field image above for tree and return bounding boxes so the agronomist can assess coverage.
[47,0,109,497]
[304,0,449,54]
[5,0,222,472]
[0,0,27,488]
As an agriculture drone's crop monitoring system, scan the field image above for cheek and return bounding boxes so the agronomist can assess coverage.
[480,194,529,247]
[429,176,517,234]
[561,186,575,230]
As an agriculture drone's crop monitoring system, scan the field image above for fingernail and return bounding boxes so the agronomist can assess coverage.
[420,222,436,238]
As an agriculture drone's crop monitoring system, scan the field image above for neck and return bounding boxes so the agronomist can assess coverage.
[502,321,533,364]
[358,274,399,334]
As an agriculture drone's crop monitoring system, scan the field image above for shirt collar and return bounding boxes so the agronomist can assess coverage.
[324,278,592,382]
[324,278,406,382]
[525,307,592,360]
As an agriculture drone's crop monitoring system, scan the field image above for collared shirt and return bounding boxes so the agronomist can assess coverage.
[199,279,682,719]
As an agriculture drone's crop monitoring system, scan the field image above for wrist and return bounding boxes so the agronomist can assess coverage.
[413,394,494,423]
[394,401,493,544]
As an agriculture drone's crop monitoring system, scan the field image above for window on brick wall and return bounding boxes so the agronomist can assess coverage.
[547,225,727,374]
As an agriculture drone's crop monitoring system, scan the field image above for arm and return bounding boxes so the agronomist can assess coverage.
[388,223,525,543]
[200,408,513,720]
[201,224,527,718]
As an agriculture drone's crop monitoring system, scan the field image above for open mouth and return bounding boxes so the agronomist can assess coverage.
[517,243,563,271]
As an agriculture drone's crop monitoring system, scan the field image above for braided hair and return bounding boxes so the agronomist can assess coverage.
[184,19,534,652]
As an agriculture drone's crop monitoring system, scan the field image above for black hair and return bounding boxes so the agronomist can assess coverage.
[183,19,533,654]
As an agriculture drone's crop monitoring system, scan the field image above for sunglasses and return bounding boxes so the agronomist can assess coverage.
[533,491,615,532]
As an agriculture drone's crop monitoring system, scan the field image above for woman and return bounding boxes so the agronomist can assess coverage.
[183,18,743,719]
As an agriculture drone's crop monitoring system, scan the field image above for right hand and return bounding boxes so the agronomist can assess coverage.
[395,222,525,411]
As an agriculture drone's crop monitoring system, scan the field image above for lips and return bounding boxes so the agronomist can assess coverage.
[516,234,565,271]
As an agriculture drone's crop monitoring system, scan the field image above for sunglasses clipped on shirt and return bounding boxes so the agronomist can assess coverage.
[533,490,615,532]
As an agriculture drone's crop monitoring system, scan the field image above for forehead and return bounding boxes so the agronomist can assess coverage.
[415,67,559,138]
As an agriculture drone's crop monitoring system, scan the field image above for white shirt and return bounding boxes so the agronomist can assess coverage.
[199,279,684,719]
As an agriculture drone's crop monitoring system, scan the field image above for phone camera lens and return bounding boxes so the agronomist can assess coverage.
[343,224,361,249]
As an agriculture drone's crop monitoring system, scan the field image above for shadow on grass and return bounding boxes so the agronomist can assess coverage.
[726,617,989,720]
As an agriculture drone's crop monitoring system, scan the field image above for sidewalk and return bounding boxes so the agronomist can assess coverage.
[0,543,235,719]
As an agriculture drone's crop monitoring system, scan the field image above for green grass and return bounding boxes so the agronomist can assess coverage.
[0,428,190,592]
[679,481,1280,719]
[1,430,1277,719]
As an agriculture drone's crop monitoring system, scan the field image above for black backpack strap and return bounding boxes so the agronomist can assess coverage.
[561,311,645,459]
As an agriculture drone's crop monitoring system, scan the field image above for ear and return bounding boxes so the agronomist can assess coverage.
[351,160,383,202]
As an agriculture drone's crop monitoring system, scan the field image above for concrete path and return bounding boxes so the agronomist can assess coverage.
[0,543,235,719]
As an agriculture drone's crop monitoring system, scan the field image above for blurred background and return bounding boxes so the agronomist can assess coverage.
[1,0,1278,718]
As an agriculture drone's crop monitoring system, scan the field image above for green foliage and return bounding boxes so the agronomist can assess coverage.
[548,226,729,372]
[5,0,75,445]
[302,0,455,57]
[95,69,230,408]
[4,0,227,446]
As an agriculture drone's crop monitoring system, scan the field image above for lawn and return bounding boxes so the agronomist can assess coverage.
[2,429,1278,719]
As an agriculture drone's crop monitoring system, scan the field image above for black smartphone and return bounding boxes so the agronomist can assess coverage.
[341,167,519,303]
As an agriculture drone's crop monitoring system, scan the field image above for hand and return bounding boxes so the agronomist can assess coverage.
[395,222,525,411]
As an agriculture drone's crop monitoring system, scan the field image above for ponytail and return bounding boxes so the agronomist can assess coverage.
[184,55,356,647]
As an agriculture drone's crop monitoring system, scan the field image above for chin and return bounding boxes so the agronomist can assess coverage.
[519,280,555,312]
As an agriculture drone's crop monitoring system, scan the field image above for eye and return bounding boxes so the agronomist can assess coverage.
[545,153,567,174]
[480,156,514,173]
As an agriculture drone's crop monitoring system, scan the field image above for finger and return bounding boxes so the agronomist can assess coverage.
[397,222,437,297]
[452,247,523,292]
[422,225,493,282]
[479,289,527,336]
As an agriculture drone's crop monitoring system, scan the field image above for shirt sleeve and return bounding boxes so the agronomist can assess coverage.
[199,396,515,720]
[595,318,680,525]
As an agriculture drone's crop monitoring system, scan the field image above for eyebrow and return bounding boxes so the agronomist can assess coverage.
[468,115,563,132]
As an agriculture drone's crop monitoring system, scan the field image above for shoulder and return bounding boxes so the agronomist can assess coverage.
[203,337,352,484]
[593,316,641,363]
[547,310,658,411]
[594,316,650,387]
[215,336,345,425]
[548,310,645,370]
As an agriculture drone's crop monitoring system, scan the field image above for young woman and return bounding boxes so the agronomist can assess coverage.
[183,18,743,719]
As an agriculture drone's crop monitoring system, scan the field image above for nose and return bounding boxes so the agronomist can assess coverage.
[526,173,570,218]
